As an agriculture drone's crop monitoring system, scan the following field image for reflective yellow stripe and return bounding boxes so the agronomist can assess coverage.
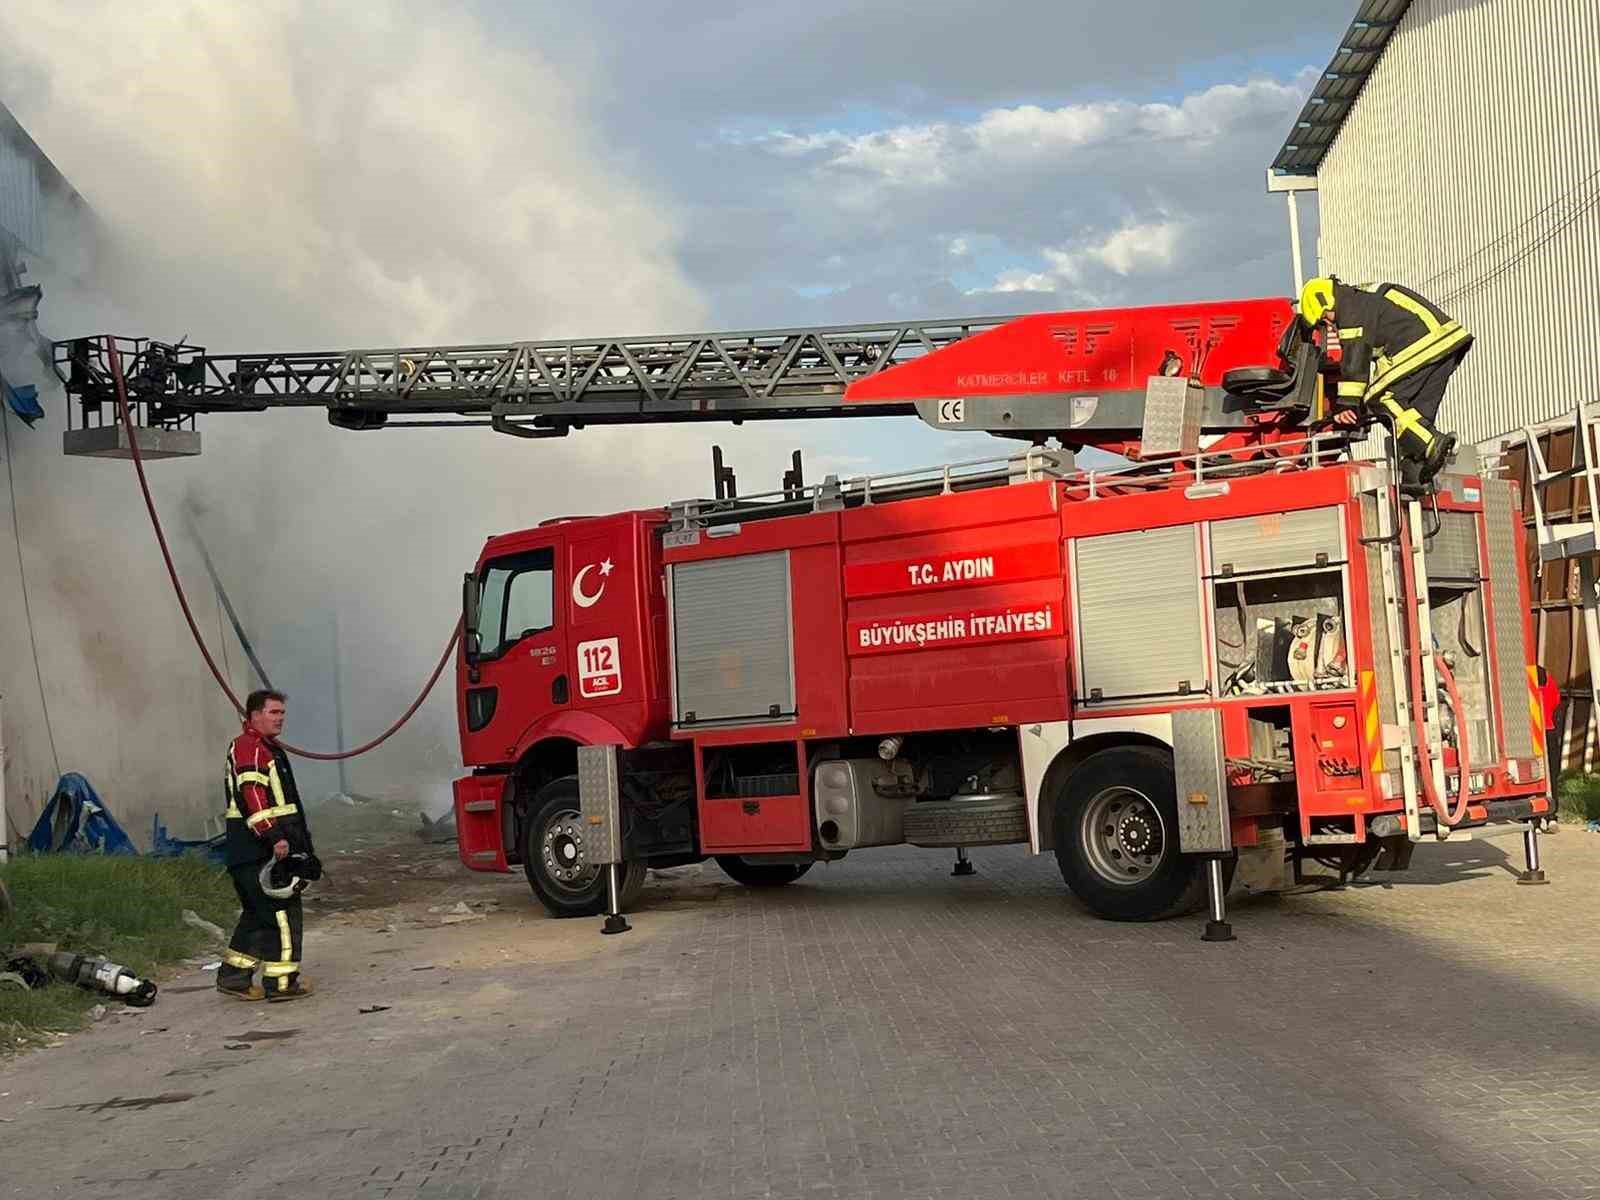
[1359,671,1381,775]
[235,770,271,789]
[1380,395,1436,445]
[1383,287,1443,333]
[223,949,259,969]
[1368,324,1470,395]
[246,804,298,829]
[274,910,294,992]
[1337,326,1364,339]
[1337,380,1368,398]
[225,802,242,819]
[1529,666,1547,757]
[268,761,288,809]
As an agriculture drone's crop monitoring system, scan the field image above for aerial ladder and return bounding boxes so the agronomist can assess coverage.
[56,297,1319,460]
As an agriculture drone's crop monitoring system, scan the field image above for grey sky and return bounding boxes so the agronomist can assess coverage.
[490,0,1342,330]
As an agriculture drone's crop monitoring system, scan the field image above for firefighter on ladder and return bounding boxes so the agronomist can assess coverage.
[216,689,317,1002]
[1301,277,1473,485]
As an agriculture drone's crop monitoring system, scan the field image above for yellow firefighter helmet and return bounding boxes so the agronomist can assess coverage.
[1299,277,1336,326]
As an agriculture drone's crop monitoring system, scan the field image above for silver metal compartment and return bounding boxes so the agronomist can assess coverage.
[1074,525,1206,702]
[1209,507,1343,577]
[670,550,795,726]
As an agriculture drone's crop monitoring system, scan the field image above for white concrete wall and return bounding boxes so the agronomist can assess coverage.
[1314,0,1600,449]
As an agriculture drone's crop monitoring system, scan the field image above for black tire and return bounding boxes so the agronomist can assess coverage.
[903,794,1028,848]
[1053,745,1222,922]
[714,857,814,887]
[522,776,645,918]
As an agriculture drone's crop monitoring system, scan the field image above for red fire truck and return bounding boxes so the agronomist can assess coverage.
[58,295,1556,938]
[435,299,1554,940]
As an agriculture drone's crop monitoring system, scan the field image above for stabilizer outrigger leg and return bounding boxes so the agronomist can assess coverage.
[601,863,632,934]
[1516,824,1549,886]
[951,846,976,876]
[1200,857,1235,942]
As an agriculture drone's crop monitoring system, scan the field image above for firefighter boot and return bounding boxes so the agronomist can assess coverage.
[1378,392,1452,485]
[266,977,315,1003]
[1421,431,1457,483]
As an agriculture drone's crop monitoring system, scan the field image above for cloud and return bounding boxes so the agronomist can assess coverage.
[685,74,1313,325]
[760,78,1309,194]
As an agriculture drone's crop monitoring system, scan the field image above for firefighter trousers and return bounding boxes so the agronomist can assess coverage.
[1367,349,1467,469]
[219,860,303,995]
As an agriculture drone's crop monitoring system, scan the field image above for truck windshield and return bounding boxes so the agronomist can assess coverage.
[477,547,555,658]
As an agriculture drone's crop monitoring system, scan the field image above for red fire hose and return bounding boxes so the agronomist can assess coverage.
[1432,651,1472,827]
[105,337,460,761]
[1394,498,1466,827]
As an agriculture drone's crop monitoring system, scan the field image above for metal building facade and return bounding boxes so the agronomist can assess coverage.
[1296,0,1600,451]
[0,104,60,258]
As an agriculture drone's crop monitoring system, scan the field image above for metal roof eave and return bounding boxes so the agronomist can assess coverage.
[1271,0,1415,177]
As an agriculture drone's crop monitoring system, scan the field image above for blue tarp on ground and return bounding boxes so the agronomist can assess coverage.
[26,773,138,855]
[150,813,227,866]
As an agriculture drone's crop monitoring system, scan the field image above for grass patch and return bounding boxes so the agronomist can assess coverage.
[0,854,235,1052]
[1555,771,1600,823]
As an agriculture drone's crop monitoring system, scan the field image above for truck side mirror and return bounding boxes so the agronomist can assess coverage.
[462,572,481,662]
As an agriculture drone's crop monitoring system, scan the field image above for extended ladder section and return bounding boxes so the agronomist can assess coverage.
[58,318,1016,432]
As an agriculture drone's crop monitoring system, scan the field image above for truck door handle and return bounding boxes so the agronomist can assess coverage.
[553,674,569,704]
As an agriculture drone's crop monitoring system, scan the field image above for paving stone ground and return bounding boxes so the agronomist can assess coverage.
[4,824,1599,1200]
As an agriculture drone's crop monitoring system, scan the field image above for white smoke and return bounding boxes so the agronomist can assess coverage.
[0,1,802,826]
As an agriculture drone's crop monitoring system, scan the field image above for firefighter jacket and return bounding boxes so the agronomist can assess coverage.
[1332,281,1473,408]
[223,725,311,867]
[1331,281,1465,409]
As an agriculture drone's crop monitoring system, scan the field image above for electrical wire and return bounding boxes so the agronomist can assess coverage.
[0,400,60,779]
[104,337,459,762]
[1427,166,1600,308]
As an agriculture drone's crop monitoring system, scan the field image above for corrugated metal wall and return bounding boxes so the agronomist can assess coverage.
[0,126,47,256]
[1315,0,1600,451]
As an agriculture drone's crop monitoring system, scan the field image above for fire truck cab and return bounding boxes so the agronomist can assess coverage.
[453,439,1554,935]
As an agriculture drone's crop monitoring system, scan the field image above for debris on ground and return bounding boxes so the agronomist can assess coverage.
[88,1005,106,1022]
[149,814,226,866]
[359,1005,391,1014]
[432,901,484,925]
[416,809,457,844]
[180,910,227,942]
[2,957,47,990]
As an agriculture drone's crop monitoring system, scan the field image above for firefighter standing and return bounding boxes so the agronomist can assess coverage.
[216,689,317,1002]
[1301,276,1473,484]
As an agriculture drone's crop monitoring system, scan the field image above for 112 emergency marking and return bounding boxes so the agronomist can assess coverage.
[577,637,622,698]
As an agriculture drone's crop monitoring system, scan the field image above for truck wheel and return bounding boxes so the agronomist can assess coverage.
[1053,745,1217,921]
[903,794,1029,848]
[715,857,813,887]
[522,776,645,918]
